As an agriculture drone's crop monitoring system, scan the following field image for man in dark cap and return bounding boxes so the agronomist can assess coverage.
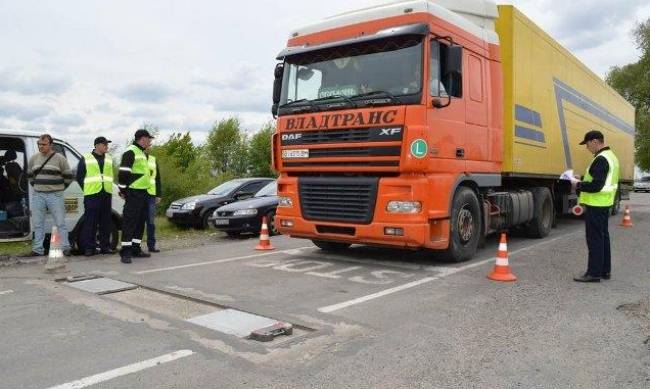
[117,129,155,263]
[76,136,115,256]
[573,130,620,282]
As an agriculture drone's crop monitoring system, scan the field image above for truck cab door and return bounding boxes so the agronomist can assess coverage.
[464,53,489,166]
[427,38,466,172]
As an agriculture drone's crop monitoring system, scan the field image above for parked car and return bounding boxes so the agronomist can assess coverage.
[0,130,124,252]
[634,177,650,192]
[165,178,274,229]
[209,180,278,236]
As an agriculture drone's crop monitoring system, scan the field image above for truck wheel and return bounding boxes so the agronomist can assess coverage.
[312,240,351,251]
[266,210,279,236]
[443,187,481,262]
[610,192,621,216]
[526,187,553,238]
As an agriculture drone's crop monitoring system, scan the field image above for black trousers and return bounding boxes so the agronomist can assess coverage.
[81,192,112,252]
[120,188,148,255]
[584,205,611,277]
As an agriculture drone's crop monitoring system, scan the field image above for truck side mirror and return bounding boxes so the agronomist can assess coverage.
[445,45,462,76]
[271,63,284,117]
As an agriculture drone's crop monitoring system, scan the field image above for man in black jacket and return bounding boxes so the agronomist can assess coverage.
[118,129,155,263]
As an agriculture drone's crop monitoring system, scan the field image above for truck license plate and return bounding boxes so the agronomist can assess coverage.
[282,149,309,159]
[213,219,229,225]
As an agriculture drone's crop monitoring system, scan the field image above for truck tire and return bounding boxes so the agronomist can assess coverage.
[71,216,120,254]
[610,192,621,216]
[526,187,553,238]
[266,210,279,236]
[443,187,481,262]
[312,240,351,251]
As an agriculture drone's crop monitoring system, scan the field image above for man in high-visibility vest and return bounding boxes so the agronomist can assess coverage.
[117,129,154,263]
[76,136,114,256]
[572,130,620,283]
[145,145,162,253]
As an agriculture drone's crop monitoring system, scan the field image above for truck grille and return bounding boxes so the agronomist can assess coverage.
[281,127,402,146]
[299,177,378,224]
[308,146,400,158]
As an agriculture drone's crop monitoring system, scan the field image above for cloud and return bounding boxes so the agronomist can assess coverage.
[0,69,72,95]
[48,112,86,127]
[116,81,175,103]
[0,100,53,121]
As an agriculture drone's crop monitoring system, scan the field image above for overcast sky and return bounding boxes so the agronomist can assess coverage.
[0,0,648,151]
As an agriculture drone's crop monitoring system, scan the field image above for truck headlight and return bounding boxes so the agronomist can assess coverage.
[278,196,293,207]
[233,209,258,216]
[182,202,196,210]
[386,201,421,214]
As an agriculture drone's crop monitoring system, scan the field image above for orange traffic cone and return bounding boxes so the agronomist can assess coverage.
[45,226,68,273]
[487,233,517,282]
[620,205,633,227]
[255,216,275,251]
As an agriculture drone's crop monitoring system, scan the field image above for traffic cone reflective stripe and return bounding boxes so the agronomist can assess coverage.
[487,233,517,282]
[620,205,633,227]
[45,226,67,273]
[255,216,275,251]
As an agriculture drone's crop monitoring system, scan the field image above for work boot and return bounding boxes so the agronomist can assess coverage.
[100,248,117,255]
[120,247,132,264]
[573,273,600,283]
[132,248,151,258]
[148,247,160,253]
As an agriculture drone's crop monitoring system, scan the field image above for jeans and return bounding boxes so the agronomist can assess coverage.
[32,191,70,254]
[146,195,156,250]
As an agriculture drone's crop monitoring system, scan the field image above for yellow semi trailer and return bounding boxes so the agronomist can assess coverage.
[497,5,635,180]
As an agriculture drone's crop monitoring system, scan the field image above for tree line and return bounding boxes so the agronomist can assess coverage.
[112,117,276,213]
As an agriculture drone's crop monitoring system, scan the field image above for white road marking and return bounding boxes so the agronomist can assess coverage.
[133,246,313,274]
[0,290,14,296]
[45,349,194,389]
[318,232,581,313]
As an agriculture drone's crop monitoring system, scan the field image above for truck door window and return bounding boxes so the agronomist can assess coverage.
[429,40,447,97]
[62,145,81,174]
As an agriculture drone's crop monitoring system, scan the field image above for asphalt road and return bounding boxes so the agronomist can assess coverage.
[1,194,649,389]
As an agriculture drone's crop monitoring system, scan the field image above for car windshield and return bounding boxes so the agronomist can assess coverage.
[255,181,277,197]
[280,35,423,107]
[207,180,243,196]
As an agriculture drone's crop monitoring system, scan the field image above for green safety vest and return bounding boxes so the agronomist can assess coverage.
[579,149,620,207]
[125,145,150,190]
[147,155,157,196]
[83,153,113,195]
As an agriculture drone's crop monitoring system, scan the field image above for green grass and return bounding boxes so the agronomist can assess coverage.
[153,216,214,239]
[0,240,31,256]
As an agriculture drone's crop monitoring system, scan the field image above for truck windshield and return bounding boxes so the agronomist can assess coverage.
[280,35,423,111]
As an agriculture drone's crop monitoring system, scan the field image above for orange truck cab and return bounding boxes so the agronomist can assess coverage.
[271,0,635,262]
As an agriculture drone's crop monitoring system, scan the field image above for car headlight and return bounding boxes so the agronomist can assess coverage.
[386,201,422,214]
[182,202,196,210]
[233,209,258,216]
[278,196,293,207]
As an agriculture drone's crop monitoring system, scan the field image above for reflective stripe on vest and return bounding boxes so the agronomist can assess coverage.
[83,153,113,195]
[147,155,157,196]
[579,149,620,207]
[126,145,151,190]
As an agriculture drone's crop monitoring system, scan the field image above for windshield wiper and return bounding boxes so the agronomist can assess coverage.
[279,98,317,111]
[349,90,399,104]
[310,94,356,107]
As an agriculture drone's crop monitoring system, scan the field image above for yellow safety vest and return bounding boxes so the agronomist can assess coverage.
[147,155,157,196]
[579,149,620,207]
[83,153,113,195]
[125,145,150,190]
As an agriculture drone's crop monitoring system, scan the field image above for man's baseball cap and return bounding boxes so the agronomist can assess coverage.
[134,129,155,140]
[579,130,604,145]
[94,136,112,145]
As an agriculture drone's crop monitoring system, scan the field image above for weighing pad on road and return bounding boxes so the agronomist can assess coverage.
[65,278,138,295]
[187,309,291,339]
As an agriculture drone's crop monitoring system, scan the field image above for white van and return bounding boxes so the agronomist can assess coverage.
[0,130,124,252]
